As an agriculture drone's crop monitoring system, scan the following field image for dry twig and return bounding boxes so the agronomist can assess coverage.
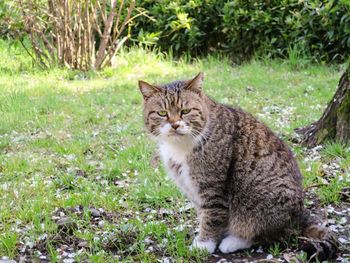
[16,0,137,70]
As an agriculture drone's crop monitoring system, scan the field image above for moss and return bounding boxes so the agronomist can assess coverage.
[316,128,330,145]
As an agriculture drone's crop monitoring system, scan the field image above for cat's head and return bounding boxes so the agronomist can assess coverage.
[139,73,209,143]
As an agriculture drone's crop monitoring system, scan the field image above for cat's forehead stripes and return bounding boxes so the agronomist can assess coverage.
[165,92,183,110]
[158,80,187,109]
[161,80,187,93]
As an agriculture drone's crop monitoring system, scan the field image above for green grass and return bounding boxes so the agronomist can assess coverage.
[0,39,349,261]
[267,242,282,257]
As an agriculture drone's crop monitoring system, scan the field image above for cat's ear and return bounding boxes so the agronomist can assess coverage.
[185,72,204,94]
[138,80,161,100]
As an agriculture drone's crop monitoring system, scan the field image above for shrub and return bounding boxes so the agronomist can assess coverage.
[2,0,349,63]
[133,0,227,56]
[0,0,23,39]
[134,0,350,63]
[222,0,350,62]
[1,0,137,70]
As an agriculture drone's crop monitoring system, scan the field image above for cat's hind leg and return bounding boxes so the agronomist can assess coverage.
[218,234,252,253]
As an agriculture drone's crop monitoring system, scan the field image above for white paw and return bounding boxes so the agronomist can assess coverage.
[190,236,217,253]
[218,235,252,254]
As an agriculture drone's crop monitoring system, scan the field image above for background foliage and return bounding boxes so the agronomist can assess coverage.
[0,0,23,39]
[1,0,350,65]
[0,0,137,70]
[133,0,350,63]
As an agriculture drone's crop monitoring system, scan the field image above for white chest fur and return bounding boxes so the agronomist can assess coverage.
[158,139,201,207]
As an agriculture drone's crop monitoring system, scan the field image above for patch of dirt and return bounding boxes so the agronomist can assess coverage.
[14,205,125,263]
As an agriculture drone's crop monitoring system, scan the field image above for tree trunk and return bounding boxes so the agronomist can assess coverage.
[296,66,350,147]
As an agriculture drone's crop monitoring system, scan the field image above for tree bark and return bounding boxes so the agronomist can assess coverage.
[296,66,350,147]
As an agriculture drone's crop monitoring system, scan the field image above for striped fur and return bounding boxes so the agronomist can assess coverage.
[139,73,338,260]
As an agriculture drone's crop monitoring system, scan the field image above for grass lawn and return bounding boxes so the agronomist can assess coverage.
[0,40,349,262]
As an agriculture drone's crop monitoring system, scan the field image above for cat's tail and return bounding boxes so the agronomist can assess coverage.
[299,209,339,261]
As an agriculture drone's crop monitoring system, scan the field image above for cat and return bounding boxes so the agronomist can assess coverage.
[138,73,338,260]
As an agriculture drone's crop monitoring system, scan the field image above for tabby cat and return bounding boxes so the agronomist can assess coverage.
[139,73,338,260]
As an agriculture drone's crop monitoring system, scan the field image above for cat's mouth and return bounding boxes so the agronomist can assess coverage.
[169,130,186,136]
[159,123,191,138]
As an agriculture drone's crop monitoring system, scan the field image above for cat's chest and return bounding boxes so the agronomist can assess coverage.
[158,141,201,207]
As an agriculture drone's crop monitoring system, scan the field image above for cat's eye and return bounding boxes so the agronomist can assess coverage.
[181,109,191,115]
[157,111,168,117]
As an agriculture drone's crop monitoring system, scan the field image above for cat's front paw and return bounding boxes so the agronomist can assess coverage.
[218,235,252,254]
[190,236,217,253]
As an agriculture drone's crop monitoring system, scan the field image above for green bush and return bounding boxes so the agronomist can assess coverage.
[0,0,24,39]
[134,0,350,63]
[2,0,349,63]
[222,0,350,62]
[134,0,227,56]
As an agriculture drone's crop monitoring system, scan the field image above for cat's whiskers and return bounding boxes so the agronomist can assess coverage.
[190,129,208,155]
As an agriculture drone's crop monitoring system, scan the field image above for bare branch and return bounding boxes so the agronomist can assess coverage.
[16,0,140,70]
[94,0,118,69]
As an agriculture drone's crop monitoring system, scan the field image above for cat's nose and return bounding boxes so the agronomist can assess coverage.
[171,123,180,130]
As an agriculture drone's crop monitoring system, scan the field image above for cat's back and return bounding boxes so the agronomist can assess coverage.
[210,102,302,185]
